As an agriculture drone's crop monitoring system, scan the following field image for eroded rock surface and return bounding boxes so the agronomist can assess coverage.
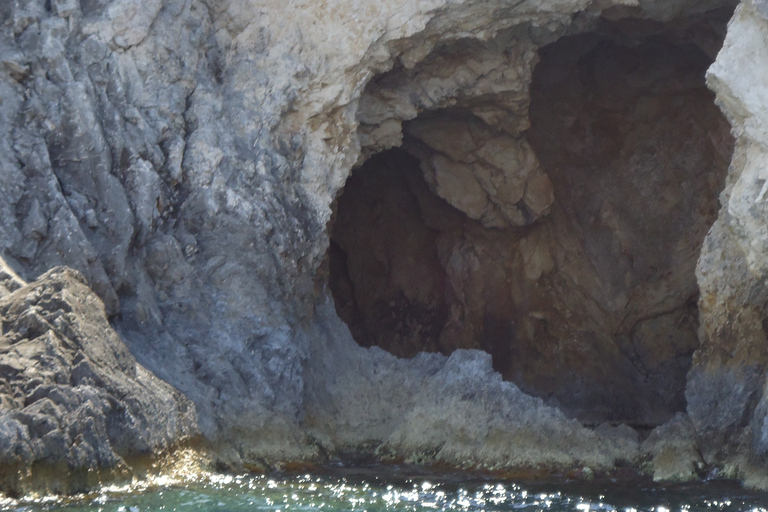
[688,0,768,483]
[331,12,733,427]
[641,413,704,482]
[2,0,768,494]
[0,266,196,496]
[302,304,640,472]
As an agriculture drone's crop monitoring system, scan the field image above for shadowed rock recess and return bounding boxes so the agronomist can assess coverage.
[331,12,733,428]
[8,0,768,496]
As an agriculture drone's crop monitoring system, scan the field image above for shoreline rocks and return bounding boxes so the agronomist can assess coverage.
[0,266,197,496]
[2,0,768,496]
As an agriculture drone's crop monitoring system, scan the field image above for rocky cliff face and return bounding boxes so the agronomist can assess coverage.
[2,0,768,494]
[689,1,768,486]
[0,266,196,495]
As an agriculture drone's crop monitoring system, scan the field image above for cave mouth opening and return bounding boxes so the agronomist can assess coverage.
[328,10,735,428]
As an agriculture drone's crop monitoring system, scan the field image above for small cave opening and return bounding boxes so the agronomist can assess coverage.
[328,10,735,428]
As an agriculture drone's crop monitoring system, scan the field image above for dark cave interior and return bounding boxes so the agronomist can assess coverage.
[329,11,735,427]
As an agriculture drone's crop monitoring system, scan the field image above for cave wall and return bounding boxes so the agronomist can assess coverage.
[329,149,451,357]
[689,1,768,483]
[3,0,768,491]
[331,15,733,427]
[525,25,732,425]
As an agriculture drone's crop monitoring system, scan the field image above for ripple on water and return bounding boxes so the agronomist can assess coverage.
[2,469,768,512]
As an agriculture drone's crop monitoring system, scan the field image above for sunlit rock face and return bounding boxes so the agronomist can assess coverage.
[330,12,733,427]
[8,0,768,492]
[690,1,768,481]
[0,266,197,496]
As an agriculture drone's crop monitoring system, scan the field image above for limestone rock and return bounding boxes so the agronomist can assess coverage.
[1,0,767,494]
[302,305,638,471]
[689,0,768,484]
[381,350,634,470]
[641,414,704,482]
[330,12,731,427]
[405,116,550,228]
[0,266,197,495]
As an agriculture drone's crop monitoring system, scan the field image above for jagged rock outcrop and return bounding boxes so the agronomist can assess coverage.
[0,266,196,496]
[302,309,641,470]
[3,0,768,495]
[640,413,704,482]
[689,0,768,484]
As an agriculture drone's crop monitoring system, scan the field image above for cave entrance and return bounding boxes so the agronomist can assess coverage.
[328,10,734,427]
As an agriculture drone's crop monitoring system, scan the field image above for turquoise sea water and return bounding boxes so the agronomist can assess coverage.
[3,468,768,512]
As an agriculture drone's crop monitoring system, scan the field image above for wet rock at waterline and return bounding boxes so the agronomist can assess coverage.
[3,0,768,495]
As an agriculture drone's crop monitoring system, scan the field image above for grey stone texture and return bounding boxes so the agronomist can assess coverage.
[1,0,768,495]
[0,267,196,495]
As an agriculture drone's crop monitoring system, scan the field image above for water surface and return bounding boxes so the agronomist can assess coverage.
[4,467,768,512]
